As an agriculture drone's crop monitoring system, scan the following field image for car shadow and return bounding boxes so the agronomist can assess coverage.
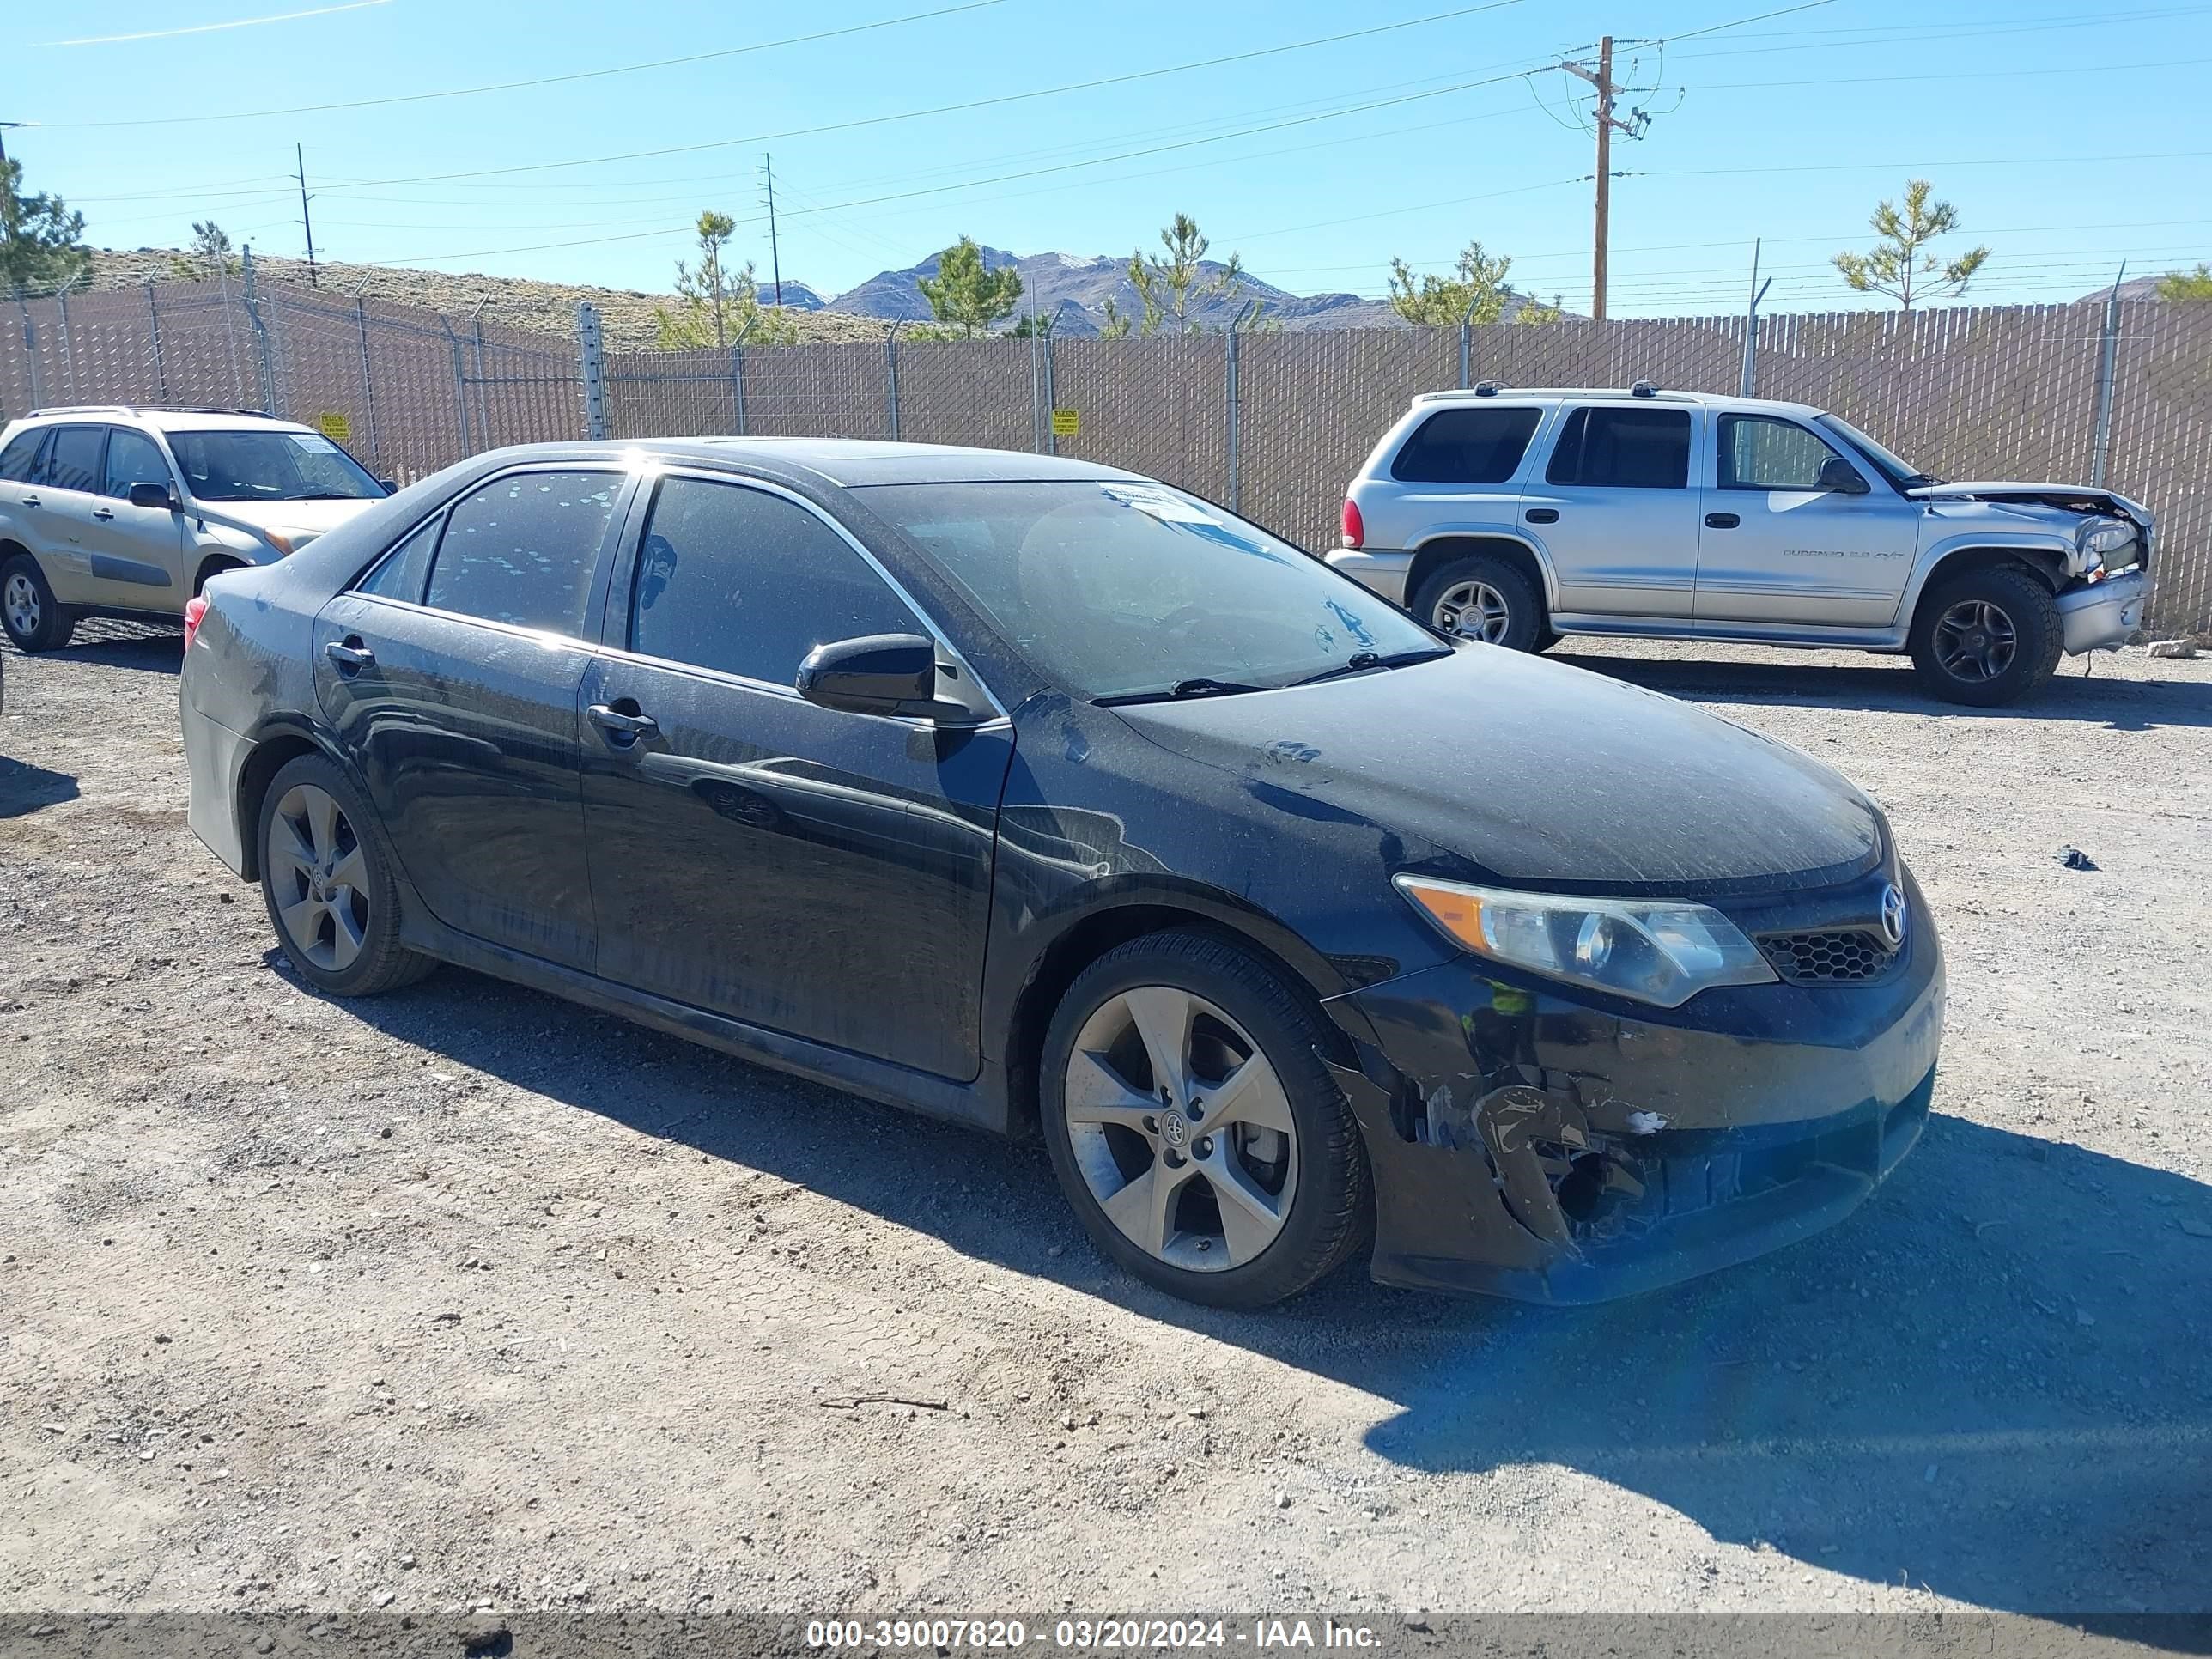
[48,618,185,673]
[1553,648,2212,732]
[0,754,80,817]
[297,955,2212,1625]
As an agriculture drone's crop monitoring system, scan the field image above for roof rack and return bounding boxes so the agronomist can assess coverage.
[1413,384,1703,405]
[23,404,283,422]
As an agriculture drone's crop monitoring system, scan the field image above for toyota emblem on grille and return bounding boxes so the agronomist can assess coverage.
[1879,884,1908,950]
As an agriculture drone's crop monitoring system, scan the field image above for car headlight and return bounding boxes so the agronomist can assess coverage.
[2080,520,2135,558]
[262,528,318,556]
[1394,875,1778,1008]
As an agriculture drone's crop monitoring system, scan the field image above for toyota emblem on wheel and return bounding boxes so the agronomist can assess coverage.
[1880,884,1909,950]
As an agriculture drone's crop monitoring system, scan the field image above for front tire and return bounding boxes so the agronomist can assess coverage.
[1909,565,2063,707]
[257,754,434,997]
[1040,930,1369,1310]
[1410,552,1546,652]
[2,555,76,653]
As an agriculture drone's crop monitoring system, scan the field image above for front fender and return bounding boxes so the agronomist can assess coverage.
[1898,530,2078,625]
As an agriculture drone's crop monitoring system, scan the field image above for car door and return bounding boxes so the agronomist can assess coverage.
[23,425,115,608]
[1519,402,1701,619]
[311,465,633,971]
[579,471,1013,1082]
[79,425,191,610]
[1694,411,1923,628]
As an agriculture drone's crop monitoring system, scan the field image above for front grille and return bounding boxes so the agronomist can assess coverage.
[1759,929,1896,985]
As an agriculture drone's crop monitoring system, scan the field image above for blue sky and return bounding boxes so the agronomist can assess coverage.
[15,0,2212,315]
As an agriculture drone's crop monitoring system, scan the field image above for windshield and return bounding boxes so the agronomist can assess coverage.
[1814,414,1936,489]
[169,428,385,503]
[859,479,1443,702]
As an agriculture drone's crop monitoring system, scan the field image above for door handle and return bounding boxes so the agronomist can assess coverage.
[20,495,40,509]
[587,702,659,744]
[92,507,115,520]
[1524,507,1559,525]
[325,638,375,674]
[1704,512,1741,529]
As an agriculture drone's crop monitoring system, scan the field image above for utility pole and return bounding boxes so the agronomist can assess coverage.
[759,153,783,308]
[1559,37,1651,323]
[295,143,319,287]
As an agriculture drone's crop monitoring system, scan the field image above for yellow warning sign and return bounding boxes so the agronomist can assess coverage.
[1050,408,1079,438]
[314,412,352,443]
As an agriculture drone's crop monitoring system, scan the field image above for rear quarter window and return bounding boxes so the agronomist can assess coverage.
[1389,406,1543,484]
[0,428,46,483]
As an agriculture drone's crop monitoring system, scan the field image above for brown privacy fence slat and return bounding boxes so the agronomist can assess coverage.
[5,277,2206,634]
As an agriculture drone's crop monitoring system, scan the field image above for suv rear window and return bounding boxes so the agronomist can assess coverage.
[1545,406,1692,489]
[1390,406,1542,484]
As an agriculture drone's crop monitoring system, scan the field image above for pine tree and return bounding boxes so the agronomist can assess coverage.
[1832,180,1990,310]
[1127,214,1244,335]
[916,237,1024,337]
[1385,240,1555,326]
[0,157,92,295]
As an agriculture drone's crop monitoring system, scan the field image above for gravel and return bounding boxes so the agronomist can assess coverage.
[2,624,2209,1619]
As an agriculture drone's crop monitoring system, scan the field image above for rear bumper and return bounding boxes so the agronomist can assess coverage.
[2057,568,2146,654]
[1323,548,1412,605]
[1322,873,1945,1304]
[180,694,254,878]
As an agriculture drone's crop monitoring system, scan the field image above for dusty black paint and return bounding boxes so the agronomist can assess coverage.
[181,438,1947,1303]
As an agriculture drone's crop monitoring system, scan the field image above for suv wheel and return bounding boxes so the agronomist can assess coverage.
[1040,930,1370,1310]
[257,754,436,997]
[2,555,75,653]
[1909,565,2063,707]
[1411,553,1546,652]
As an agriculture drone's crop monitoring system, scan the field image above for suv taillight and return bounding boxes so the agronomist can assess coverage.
[1340,498,1364,550]
[183,594,209,653]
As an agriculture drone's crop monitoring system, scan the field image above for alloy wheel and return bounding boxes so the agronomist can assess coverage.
[1062,986,1297,1273]
[267,782,372,974]
[1933,599,2018,682]
[1433,579,1511,644]
[3,572,40,638]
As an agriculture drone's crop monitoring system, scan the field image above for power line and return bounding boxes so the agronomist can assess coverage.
[118,0,1532,198]
[33,0,1012,129]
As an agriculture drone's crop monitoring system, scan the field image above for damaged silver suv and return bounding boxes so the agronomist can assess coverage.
[1329,385,2151,705]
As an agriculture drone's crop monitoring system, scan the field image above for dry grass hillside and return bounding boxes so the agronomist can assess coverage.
[90,248,889,352]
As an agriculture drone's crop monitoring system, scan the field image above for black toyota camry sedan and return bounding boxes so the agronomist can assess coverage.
[179,439,1943,1308]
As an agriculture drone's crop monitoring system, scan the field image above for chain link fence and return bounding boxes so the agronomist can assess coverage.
[5,270,2207,635]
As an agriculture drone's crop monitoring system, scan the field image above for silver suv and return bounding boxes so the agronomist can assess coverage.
[1328,384,2152,706]
[0,406,392,653]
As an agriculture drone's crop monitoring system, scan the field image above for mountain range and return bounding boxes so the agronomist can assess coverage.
[815,245,1409,334]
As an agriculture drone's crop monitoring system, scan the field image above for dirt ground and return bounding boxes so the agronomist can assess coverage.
[3,626,2209,1626]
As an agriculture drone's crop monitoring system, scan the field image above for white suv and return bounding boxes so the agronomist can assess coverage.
[0,406,393,653]
[1328,384,2151,706]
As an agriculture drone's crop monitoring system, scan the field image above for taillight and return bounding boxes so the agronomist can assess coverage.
[183,594,209,653]
[1340,498,1364,550]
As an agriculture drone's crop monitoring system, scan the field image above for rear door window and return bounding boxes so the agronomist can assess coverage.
[1390,406,1543,484]
[0,428,46,483]
[422,470,623,636]
[42,425,106,494]
[1545,406,1692,489]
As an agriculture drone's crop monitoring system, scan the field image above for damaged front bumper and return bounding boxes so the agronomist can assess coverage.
[1322,871,1945,1304]
[2057,568,2147,655]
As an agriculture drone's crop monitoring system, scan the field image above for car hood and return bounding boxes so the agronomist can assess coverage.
[1905,480,2153,527]
[193,495,381,549]
[1111,647,1883,896]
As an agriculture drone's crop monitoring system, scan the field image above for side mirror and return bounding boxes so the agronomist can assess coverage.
[378,478,398,495]
[796,633,939,718]
[1816,457,1869,495]
[127,481,179,511]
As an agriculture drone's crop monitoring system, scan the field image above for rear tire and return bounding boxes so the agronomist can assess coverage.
[1410,552,1546,652]
[2,555,76,653]
[1909,565,2063,707]
[257,753,435,997]
[1040,929,1370,1310]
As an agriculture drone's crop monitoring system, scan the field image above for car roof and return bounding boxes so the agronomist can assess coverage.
[15,405,324,434]
[634,436,1149,488]
[1407,386,1829,422]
